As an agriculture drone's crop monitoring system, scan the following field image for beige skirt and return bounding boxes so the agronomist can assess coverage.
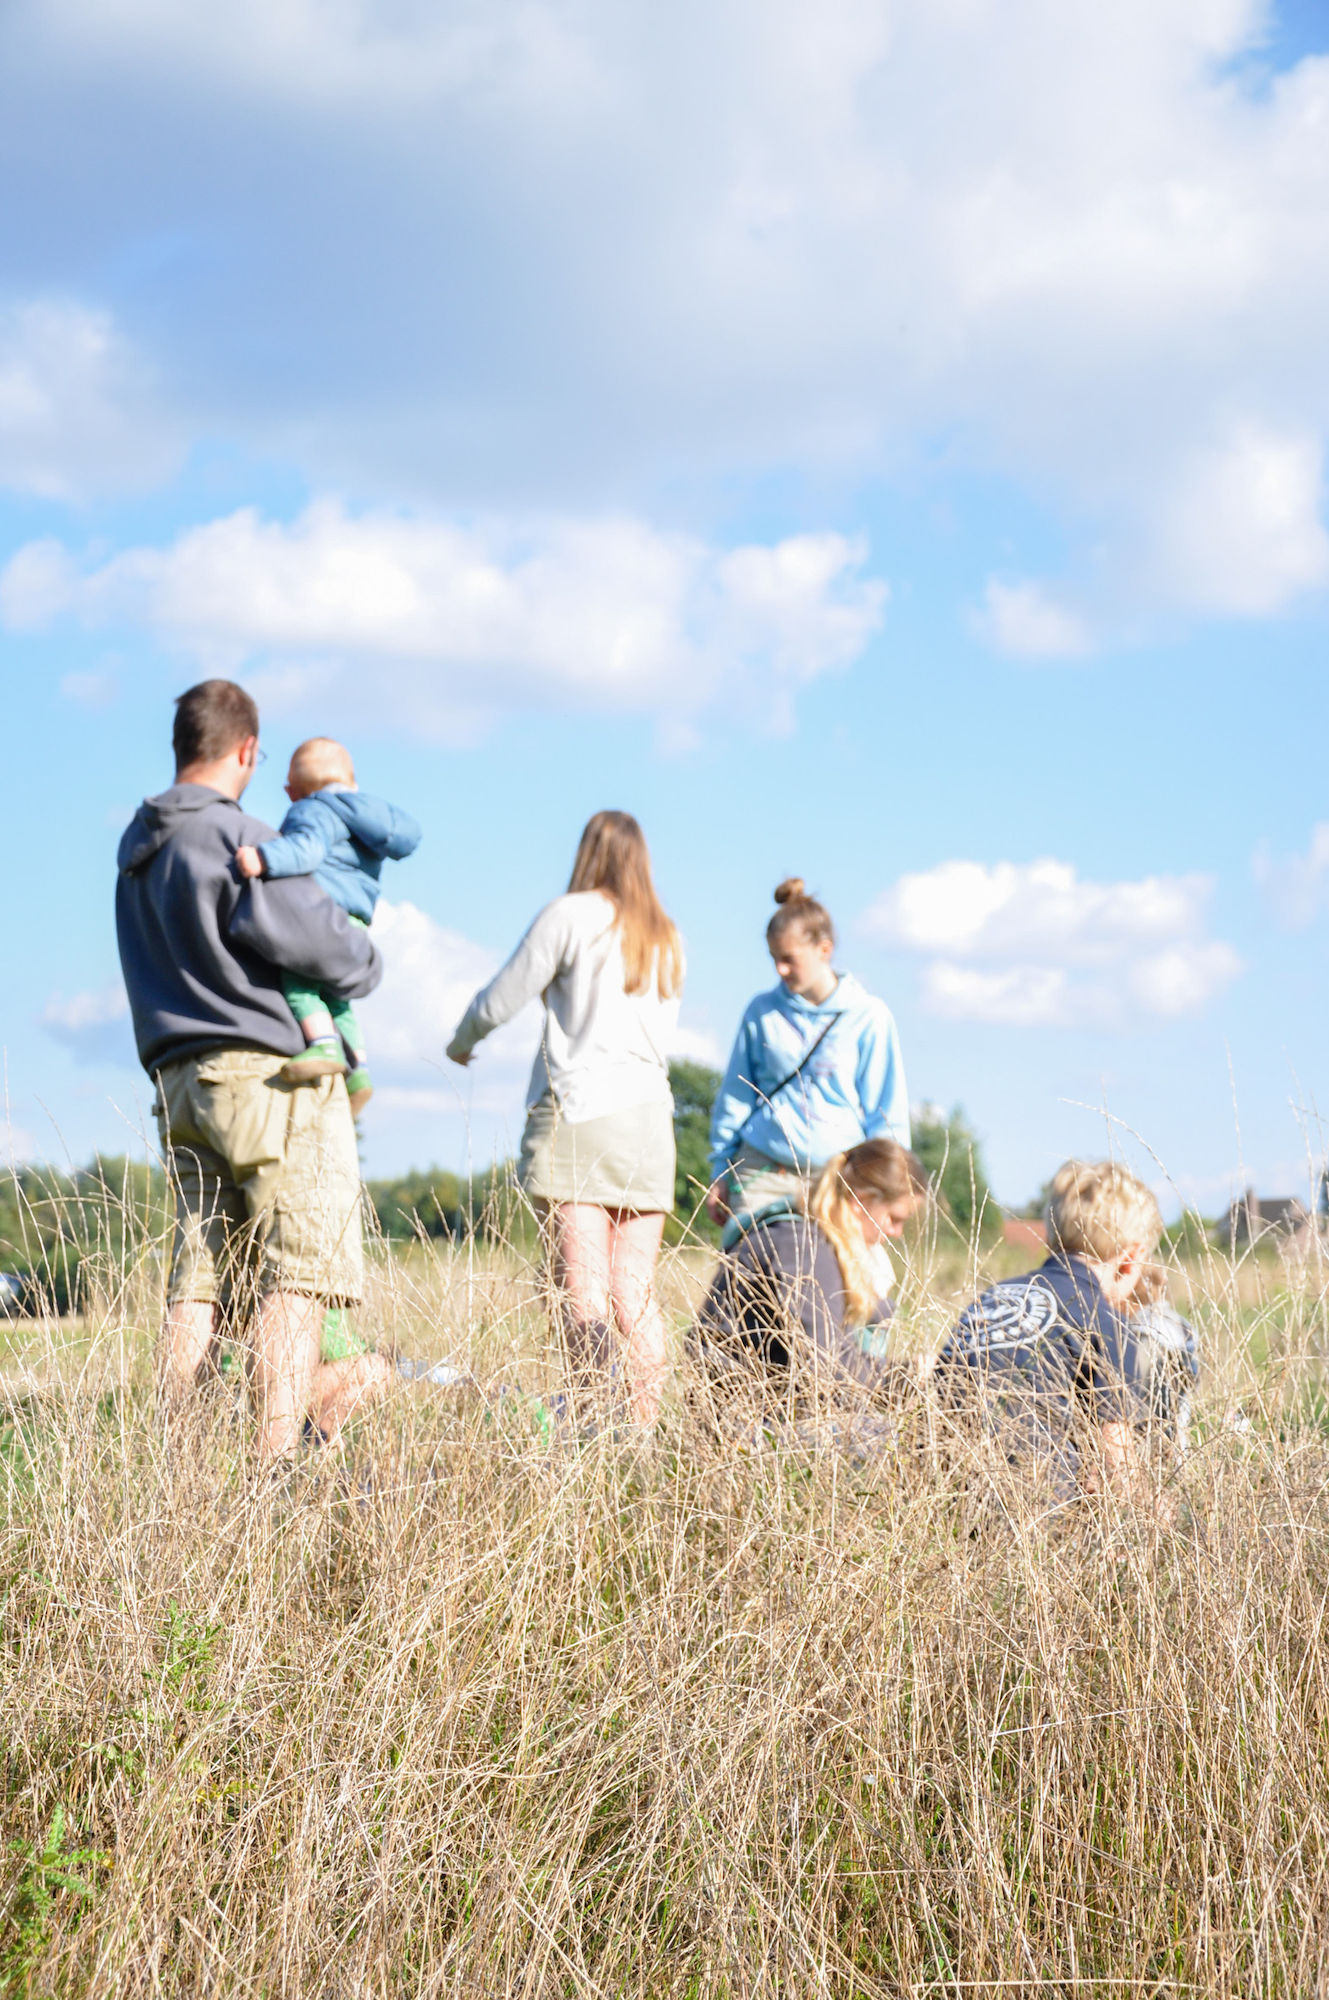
[518,1094,676,1213]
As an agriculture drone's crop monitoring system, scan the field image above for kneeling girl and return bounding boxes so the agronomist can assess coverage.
[690,1138,925,1412]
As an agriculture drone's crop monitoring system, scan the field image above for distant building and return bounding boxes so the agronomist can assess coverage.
[1002,1217,1048,1254]
[1223,1190,1311,1245]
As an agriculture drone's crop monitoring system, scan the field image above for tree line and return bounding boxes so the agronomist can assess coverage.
[0,1074,1001,1308]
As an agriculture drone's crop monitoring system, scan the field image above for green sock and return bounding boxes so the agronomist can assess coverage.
[321,1307,373,1362]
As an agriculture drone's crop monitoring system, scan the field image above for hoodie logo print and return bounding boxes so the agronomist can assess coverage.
[955,1278,1060,1355]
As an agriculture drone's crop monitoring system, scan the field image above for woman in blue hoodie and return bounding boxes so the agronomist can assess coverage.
[706,879,909,1235]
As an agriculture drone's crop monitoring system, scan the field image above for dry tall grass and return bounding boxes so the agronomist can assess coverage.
[1,1181,1328,1996]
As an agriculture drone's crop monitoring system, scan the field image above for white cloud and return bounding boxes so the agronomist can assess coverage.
[42,981,136,1067]
[1125,940,1245,1018]
[1149,423,1329,615]
[30,0,598,113]
[59,669,118,708]
[0,300,177,499]
[369,1087,472,1116]
[1253,821,1329,927]
[865,856,1242,1028]
[2,1121,36,1165]
[974,579,1090,661]
[8,0,1329,624]
[359,900,539,1110]
[919,961,1072,1029]
[974,426,1329,653]
[0,540,79,631]
[1,502,886,733]
[867,858,1214,965]
[667,1023,726,1069]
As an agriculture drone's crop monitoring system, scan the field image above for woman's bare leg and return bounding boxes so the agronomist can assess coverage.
[548,1203,615,1406]
[607,1209,668,1426]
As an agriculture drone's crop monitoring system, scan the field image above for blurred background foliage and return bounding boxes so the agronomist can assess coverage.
[4,1084,1246,1310]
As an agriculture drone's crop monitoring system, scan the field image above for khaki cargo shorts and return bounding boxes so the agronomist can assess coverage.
[155,1049,364,1308]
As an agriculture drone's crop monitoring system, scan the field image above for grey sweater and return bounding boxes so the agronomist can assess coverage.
[116,784,383,1074]
[690,1210,895,1402]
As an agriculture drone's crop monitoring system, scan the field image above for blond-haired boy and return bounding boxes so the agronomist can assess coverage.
[935,1160,1180,1509]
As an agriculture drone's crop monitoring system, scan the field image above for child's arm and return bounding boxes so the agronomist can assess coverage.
[1083,1419,1177,1524]
[235,845,265,879]
[257,798,340,879]
[1084,1420,1144,1498]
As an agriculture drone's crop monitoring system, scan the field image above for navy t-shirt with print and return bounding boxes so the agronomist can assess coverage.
[935,1253,1151,1497]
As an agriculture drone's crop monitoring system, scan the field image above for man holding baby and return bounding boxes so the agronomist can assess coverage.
[116,678,391,1463]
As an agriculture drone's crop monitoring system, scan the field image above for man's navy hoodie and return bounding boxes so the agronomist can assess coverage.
[116,784,383,1075]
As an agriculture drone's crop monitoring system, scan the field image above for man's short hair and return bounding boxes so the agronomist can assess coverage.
[173,680,259,772]
[1047,1160,1164,1262]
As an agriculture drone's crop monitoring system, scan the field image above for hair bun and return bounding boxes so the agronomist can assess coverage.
[774,877,805,905]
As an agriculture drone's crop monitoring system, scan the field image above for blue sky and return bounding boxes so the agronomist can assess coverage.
[2,0,1328,1215]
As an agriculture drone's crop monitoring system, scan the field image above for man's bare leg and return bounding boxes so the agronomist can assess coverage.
[160,1299,218,1408]
[254,1289,321,1464]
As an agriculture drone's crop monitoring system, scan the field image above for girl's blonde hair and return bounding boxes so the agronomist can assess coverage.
[807,1140,927,1327]
[568,810,683,1000]
[1046,1160,1164,1263]
[766,877,835,951]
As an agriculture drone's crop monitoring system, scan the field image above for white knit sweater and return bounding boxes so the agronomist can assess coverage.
[447,890,681,1123]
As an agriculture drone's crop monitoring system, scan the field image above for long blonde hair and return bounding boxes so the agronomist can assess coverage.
[807,1140,926,1326]
[567,810,683,999]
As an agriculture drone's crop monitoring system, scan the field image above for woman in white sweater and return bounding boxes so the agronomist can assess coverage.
[447,811,683,1425]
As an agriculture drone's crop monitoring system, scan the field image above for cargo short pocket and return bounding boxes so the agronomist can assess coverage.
[191,1060,288,1183]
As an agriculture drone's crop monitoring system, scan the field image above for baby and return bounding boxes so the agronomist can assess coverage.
[236,736,421,1114]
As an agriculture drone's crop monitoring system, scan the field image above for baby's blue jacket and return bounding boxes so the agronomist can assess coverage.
[709,972,910,1177]
[258,789,421,923]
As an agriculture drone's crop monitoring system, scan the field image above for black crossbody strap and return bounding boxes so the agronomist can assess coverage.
[760,1010,844,1107]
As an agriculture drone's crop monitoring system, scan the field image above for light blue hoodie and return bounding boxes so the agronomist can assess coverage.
[709,972,909,1177]
[258,789,421,924]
